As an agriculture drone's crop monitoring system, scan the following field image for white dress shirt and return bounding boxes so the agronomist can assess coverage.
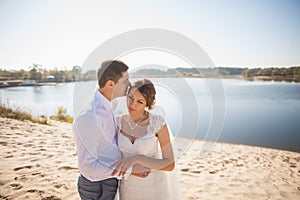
[73,90,123,181]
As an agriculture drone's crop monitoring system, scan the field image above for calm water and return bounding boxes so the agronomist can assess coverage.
[1,78,300,151]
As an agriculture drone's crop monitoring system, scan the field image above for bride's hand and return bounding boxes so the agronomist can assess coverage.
[111,156,139,177]
[132,164,151,178]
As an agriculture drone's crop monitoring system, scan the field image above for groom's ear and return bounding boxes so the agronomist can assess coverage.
[105,80,115,88]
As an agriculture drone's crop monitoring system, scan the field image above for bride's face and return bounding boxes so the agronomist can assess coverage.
[127,89,147,115]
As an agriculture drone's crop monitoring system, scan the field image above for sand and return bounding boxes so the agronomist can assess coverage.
[0,117,299,199]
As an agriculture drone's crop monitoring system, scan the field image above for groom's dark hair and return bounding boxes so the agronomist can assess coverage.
[97,60,129,88]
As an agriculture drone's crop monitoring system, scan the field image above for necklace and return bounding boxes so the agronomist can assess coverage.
[128,121,138,137]
[127,111,149,137]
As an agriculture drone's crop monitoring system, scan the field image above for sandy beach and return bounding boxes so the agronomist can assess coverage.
[0,117,299,200]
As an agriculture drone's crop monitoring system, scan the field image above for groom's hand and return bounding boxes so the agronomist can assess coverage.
[132,164,151,178]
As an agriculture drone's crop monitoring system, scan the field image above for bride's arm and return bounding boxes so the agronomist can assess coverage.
[111,125,175,176]
[137,125,175,171]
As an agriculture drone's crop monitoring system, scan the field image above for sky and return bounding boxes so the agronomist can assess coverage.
[0,0,300,70]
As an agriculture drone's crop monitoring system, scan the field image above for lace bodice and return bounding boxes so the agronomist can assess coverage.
[117,113,181,200]
[117,113,166,157]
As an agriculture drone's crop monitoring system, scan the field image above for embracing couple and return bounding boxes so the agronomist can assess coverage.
[73,60,180,200]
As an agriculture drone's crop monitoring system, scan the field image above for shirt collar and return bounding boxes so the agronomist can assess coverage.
[95,90,112,110]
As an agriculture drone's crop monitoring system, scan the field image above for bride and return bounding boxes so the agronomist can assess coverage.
[111,79,181,200]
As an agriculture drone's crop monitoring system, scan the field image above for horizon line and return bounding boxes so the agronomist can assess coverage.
[1,64,300,71]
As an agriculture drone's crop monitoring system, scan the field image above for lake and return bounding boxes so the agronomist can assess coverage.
[1,78,300,151]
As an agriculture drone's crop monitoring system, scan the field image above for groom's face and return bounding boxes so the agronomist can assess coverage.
[112,71,130,99]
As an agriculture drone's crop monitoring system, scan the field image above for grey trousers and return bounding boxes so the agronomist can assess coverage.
[78,175,118,200]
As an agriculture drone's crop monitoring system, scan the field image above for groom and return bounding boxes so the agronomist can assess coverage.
[73,60,149,200]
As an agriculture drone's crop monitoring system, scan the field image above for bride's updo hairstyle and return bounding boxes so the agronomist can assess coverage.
[128,79,156,109]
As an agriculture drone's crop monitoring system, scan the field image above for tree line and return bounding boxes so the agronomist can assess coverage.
[0,64,96,82]
[132,66,300,82]
[1,64,300,82]
[241,67,300,82]
[132,67,245,77]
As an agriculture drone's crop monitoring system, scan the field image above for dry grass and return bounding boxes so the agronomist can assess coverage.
[0,103,48,124]
[0,103,73,124]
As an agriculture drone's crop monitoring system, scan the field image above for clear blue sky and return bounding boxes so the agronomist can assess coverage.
[0,0,299,70]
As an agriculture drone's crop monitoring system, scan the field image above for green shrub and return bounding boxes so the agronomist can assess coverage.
[50,106,73,123]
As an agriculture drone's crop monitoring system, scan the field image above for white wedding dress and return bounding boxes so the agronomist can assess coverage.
[117,113,181,200]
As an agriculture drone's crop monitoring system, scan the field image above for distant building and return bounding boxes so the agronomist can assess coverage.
[46,75,55,82]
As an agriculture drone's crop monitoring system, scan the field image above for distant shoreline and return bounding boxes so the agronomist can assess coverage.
[0,80,60,88]
[1,75,299,89]
[1,66,299,88]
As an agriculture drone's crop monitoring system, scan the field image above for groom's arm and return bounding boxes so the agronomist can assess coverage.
[73,114,121,180]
